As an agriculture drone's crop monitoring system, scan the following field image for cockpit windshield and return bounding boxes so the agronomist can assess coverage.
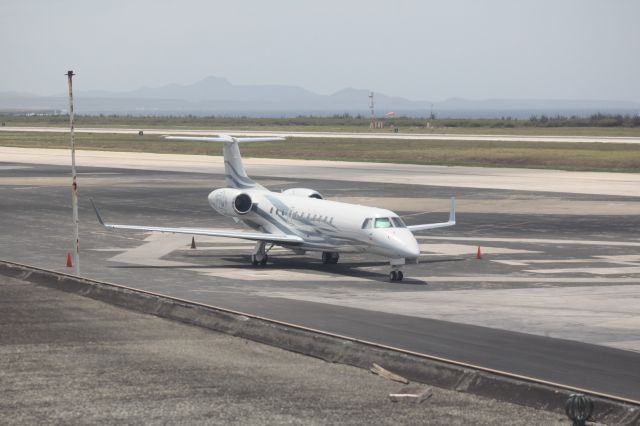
[374,218,392,228]
[391,217,406,228]
[363,217,407,229]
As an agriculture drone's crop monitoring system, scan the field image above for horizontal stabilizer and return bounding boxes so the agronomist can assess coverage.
[163,134,285,143]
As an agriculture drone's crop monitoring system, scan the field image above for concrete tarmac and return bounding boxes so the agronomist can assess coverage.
[3,275,574,425]
[1,159,639,402]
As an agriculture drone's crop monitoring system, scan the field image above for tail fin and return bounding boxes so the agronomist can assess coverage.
[163,134,285,189]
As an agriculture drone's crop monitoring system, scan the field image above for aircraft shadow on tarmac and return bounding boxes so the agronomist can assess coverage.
[110,255,464,286]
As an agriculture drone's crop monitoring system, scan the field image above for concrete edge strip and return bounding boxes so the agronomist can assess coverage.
[1,260,638,425]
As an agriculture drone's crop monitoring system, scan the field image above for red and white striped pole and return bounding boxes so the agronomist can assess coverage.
[66,70,80,275]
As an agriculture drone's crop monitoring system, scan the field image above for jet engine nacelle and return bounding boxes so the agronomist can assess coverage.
[208,188,254,217]
[282,188,323,200]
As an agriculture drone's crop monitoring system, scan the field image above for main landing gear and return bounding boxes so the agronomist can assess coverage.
[321,251,340,264]
[389,269,404,282]
[251,241,270,266]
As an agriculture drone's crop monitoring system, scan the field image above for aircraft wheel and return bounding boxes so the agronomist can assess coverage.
[251,255,259,266]
[260,255,268,266]
[321,252,330,264]
[397,271,404,281]
[389,271,398,282]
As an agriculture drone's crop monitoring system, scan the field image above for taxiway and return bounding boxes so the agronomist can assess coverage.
[1,152,639,402]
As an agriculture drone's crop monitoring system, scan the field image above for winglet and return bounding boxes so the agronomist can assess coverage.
[405,196,457,233]
[449,197,456,224]
[89,197,105,226]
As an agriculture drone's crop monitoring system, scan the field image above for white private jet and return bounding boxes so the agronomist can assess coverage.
[91,134,455,281]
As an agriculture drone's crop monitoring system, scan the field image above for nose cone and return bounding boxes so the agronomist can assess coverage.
[401,237,421,259]
[389,231,421,259]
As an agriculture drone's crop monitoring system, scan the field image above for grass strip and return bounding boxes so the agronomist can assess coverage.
[0,131,639,173]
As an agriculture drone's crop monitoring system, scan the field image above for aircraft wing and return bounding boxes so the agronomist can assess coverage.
[90,199,303,244]
[163,135,285,143]
[407,197,456,232]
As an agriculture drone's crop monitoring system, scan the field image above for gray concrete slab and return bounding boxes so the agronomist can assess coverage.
[1,161,639,402]
[2,275,576,425]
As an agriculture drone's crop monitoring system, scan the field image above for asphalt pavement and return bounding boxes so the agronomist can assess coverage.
[1,161,639,403]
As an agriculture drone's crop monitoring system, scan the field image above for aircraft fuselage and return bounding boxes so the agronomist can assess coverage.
[208,188,421,260]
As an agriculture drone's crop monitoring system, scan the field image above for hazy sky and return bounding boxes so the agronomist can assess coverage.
[2,0,639,101]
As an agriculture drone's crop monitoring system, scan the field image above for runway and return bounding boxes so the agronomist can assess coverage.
[1,155,639,402]
[3,125,640,144]
[2,146,640,197]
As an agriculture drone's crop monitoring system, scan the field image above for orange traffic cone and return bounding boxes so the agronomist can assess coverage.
[190,236,196,249]
[476,246,482,260]
[66,252,73,267]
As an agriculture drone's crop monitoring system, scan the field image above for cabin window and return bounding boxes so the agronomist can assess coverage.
[361,218,372,229]
[374,218,393,229]
[391,217,406,228]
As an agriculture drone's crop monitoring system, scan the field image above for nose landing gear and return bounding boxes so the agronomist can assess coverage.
[389,258,405,282]
[389,268,404,282]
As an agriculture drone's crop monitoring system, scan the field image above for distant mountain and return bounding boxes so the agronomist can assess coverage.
[1,76,639,118]
[108,76,322,103]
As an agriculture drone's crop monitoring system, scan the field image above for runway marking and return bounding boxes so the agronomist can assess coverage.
[10,186,45,191]
[596,254,640,262]
[418,236,640,247]
[499,254,640,275]
[0,165,31,170]
[526,266,640,275]
[495,259,632,265]
[413,276,640,283]
[77,172,122,175]
[421,243,539,256]
[107,233,196,267]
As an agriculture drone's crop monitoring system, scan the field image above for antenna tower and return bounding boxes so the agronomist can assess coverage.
[369,92,375,128]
